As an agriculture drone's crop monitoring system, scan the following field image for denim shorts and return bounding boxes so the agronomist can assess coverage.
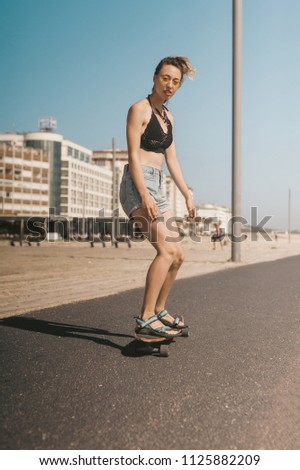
[119,164,170,217]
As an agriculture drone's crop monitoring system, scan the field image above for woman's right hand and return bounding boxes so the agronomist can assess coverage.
[142,193,158,221]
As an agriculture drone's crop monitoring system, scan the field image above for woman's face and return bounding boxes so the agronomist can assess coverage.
[153,64,182,100]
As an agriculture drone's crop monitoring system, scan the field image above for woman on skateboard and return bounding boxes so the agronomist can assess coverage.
[120,56,196,339]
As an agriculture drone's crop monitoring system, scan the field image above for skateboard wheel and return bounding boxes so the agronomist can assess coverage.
[182,328,189,337]
[159,345,169,357]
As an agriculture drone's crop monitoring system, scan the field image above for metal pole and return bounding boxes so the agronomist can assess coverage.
[82,181,86,235]
[112,137,116,244]
[20,218,24,246]
[231,0,243,262]
[288,188,291,243]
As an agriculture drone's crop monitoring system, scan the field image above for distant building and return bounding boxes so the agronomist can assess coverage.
[196,203,232,234]
[92,149,128,170]
[0,142,49,216]
[60,140,112,217]
[93,149,128,217]
[165,175,193,219]
[0,127,113,218]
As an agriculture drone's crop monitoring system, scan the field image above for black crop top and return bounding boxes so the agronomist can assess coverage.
[140,97,173,153]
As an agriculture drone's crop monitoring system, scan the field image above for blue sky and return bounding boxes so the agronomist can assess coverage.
[1,0,299,230]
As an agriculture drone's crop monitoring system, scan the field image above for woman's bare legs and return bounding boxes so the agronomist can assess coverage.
[132,209,184,334]
[153,211,185,326]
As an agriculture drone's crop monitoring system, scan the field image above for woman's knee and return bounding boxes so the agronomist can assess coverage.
[158,247,177,265]
[164,246,184,269]
[173,247,184,267]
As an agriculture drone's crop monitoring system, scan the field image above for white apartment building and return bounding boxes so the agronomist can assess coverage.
[93,149,128,217]
[0,125,113,218]
[196,203,232,233]
[0,142,49,216]
[164,175,193,219]
[61,141,112,217]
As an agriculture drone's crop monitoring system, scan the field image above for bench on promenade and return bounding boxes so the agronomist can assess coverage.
[90,235,132,248]
[9,235,41,247]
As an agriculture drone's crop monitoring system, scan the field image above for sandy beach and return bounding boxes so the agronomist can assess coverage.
[0,233,299,319]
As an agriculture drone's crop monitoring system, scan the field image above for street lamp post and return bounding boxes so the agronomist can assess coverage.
[231,0,243,262]
[82,181,86,236]
[112,137,116,246]
[288,188,291,243]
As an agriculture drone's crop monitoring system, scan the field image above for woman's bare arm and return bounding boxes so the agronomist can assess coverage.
[126,103,158,220]
[165,116,195,220]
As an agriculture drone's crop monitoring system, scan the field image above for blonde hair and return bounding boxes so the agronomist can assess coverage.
[154,56,196,81]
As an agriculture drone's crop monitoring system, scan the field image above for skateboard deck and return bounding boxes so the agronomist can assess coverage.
[132,324,189,357]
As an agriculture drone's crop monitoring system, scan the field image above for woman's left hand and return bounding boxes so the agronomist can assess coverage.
[185,197,196,221]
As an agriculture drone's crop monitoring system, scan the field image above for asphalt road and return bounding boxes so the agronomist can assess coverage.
[1,255,300,450]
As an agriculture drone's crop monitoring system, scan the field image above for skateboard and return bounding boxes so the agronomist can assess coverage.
[134,328,189,357]
[134,334,171,357]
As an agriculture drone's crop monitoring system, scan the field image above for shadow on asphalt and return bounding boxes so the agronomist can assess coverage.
[122,338,175,358]
[0,316,134,352]
[1,316,172,358]
[121,340,157,358]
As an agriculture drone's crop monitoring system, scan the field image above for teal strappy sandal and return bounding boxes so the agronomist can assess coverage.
[157,309,188,330]
[135,312,181,339]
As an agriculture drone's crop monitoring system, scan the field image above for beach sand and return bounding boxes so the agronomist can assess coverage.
[0,233,299,318]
